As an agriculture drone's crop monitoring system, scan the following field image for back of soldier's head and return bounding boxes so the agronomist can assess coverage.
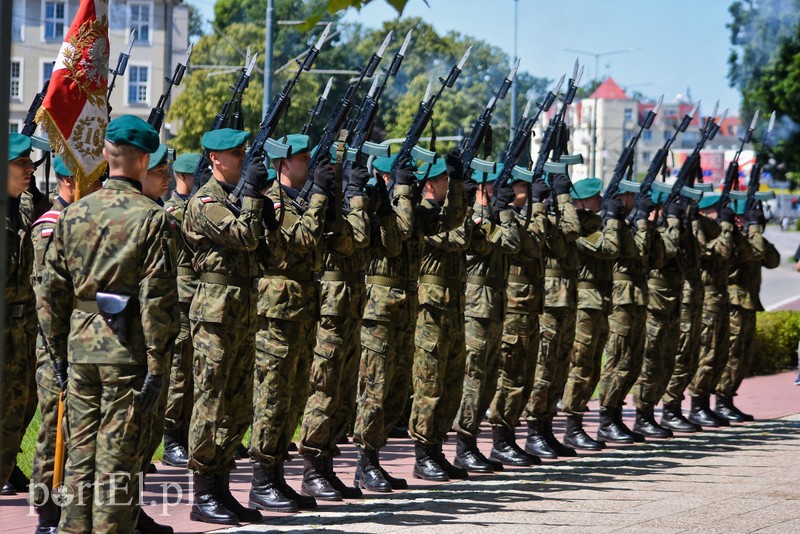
[104,115,160,180]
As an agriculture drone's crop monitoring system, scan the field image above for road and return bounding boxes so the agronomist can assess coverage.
[760,226,800,310]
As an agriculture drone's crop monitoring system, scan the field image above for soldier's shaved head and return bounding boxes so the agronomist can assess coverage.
[103,140,150,181]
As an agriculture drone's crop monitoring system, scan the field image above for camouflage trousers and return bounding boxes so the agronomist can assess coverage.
[164,303,193,434]
[353,299,416,451]
[0,314,35,487]
[489,311,539,430]
[30,343,62,506]
[524,306,576,420]
[453,316,503,438]
[250,317,316,467]
[561,308,609,415]
[142,376,170,466]
[299,315,361,457]
[409,304,466,445]
[59,363,153,534]
[662,297,703,406]
[689,292,730,397]
[633,305,680,411]
[597,303,647,409]
[716,306,756,398]
[188,321,255,474]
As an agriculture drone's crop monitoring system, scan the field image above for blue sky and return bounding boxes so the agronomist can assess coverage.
[194,0,742,116]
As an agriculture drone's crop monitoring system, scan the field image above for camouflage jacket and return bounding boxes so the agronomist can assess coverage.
[183,177,266,329]
[610,217,652,306]
[6,196,35,313]
[543,194,581,309]
[464,204,521,320]
[259,182,327,321]
[647,216,683,313]
[693,214,735,291]
[164,192,198,305]
[363,181,465,321]
[575,214,620,311]
[30,199,66,287]
[506,203,549,316]
[39,177,179,375]
[729,224,780,311]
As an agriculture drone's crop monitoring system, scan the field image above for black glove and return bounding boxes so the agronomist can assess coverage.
[54,359,68,391]
[242,155,268,197]
[605,196,624,220]
[531,181,551,203]
[719,206,736,224]
[667,199,684,219]
[746,206,765,226]
[445,149,464,181]
[495,183,516,211]
[374,179,392,219]
[310,158,335,197]
[345,165,370,199]
[139,374,164,413]
[463,178,478,205]
[261,197,279,231]
[552,173,571,196]
[394,155,416,186]
[634,195,655,221]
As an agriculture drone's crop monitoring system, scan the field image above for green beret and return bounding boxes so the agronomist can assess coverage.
[268,168,277,181]
[268,133,310,160]
[53,156,72,177]
[8,133,32,161]
[201,128,249,152]
[173,153,202,174]
[572,177,603,200]
[106,115,160,153]
[415,158,447,181]
[698,193,720,210]
[147,144,169,170]
[372,154,395,174]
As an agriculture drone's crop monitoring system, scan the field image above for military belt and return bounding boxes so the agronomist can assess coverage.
[648,278,673,290]
[261,270,314,282]
[419,274,462,291]
[507,274,535,285]
[466,275,506,289]
[177,267,196,277]
[74,299,99,314]
[316,271,361,283]
[613,273,633,282]
[544,268,564,277]
[6,303,27,318]
[365,275,405,290]
[577,281,598,290]
[199,272,257,288]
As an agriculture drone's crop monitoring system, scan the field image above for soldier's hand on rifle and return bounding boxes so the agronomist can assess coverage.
[345,165,370,198]
[746,205,765,226]
[54,359,68,391]
[394,156,417,186]
[719,206,736,224]
[495,183,516,211]
[634,195,655,221]
[445,149,465,181]
[139,374,165,413]
[605,196,624,220]
[242,154,269,197]
[552,173,571,196]
[463,178,478,205]
[667,198,684,219]
[531,181,551,203]
[262,197,280,231]
[311,157,335,196]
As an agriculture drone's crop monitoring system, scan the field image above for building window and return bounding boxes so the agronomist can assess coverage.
[44,1,67,41]
[9,122,21,134]
[10,60,22,101]
[624,108,633,121]
[643,130,652,141]
[128,65,149,104]
[43,62,54,84]
[12,0,25,41]
[128,2,153,44]
[641,151,651,162]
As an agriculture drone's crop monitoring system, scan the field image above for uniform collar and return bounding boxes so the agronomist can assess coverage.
[106,176,143,192]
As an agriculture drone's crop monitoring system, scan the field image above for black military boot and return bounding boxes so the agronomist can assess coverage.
[376,449,408,489]
[727,397,754,422]
[660,402,702,432]
[563,414,604,451]
[136,507,175,533]
[454,433,494,473]
[542,417,578,457]
[633,409,673,438]
[434,444,469,480]
[162,429,190,468]
[323,456,363,499]
[596,407,635,444]
[274,462,317,510]
[248,463,298,513]
[34,498,60,534]
[412,442,449,482]
[688,394,720,427]
[714,394,745,423]
[301,455,342,501]
[354,446,392,492]
[490,426,535,466]
[190,472,239,525]
[213,472,262,523]
[524,419,558,459]
[8,465,29,492]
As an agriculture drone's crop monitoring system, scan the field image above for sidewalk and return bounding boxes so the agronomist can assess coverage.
[2,370,798,533]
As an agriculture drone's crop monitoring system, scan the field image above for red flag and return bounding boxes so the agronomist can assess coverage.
[35,0,108,195]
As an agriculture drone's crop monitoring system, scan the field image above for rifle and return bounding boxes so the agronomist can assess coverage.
[148,44,192,131]
[293,31,394,210]
[21,80,49,137]
[601,95,662,216]
[192,47,259,192]
[733,111,776,224]
[387,45,473,191]
[718,110,758,215]
[108,30,135,105]
[302,77,333,135]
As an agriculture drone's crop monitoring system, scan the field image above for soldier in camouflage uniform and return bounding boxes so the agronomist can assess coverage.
[161,152,202,468]
[353,155,463,491]
[595,191,656,444]
[452,169,520,473]
[409,154,471,482]
[686,196,738,428]
[249,134,333,512]
[1,134,37,495]
[38,116,179,534]
[560,179,621,451]
[523,173,582,459]
[183,128,271,525]
[714,203,779,421]
[487,175,551,467]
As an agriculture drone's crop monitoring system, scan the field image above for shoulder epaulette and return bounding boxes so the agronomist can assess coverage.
[32,210,61,228]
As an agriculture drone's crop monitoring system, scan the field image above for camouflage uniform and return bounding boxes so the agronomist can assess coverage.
[250,183,327,468]
[183,177,266,475]
[18,190,41,432]
[39,177,179,534]
[453,205,520,438]
[561,215,620,415]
